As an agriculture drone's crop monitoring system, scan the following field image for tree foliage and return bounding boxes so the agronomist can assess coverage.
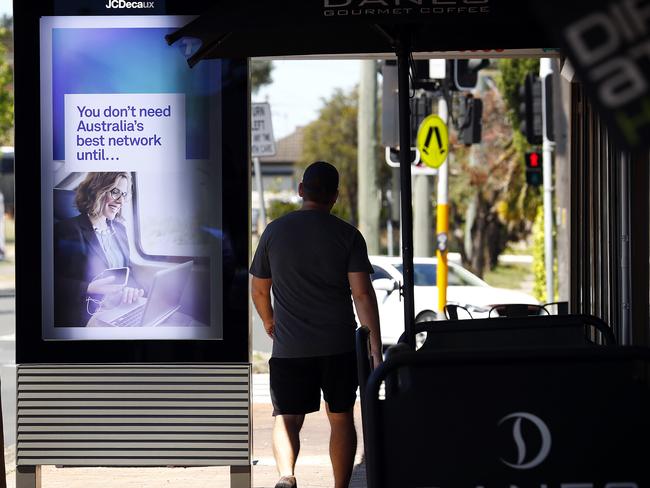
[496,58,544,219]
[300,88,359,222]
[0,21,12,144]
[532,205,558,302]
[498,58,539,134]
[251,60,273,94]
[267,199,300,221]
[0,15,10,30]
[299,86,390,225]
[497,58,542,207]
[450,83,524,275]
[448,63,541,277]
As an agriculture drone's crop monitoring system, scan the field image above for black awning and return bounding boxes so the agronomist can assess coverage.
[166,0,555,65]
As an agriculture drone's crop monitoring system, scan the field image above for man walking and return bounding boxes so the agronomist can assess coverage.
[250,161,382,488]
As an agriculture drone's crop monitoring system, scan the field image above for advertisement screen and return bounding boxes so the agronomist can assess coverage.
[40,16,224,340]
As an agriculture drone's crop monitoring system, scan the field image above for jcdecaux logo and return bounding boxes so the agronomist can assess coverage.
[105,0,155,8]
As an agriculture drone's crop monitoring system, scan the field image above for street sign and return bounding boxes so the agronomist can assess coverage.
[251,102,276,157]
[416,114,448,169]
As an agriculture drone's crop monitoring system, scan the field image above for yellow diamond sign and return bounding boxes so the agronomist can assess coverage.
[417,114,448,169]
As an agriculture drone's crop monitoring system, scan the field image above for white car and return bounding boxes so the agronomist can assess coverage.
[368,255,539,346]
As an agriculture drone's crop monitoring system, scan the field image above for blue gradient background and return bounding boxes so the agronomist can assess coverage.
[51,27,219,160]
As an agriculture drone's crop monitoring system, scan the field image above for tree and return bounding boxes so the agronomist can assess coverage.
[0,15,10,31]
[300,88,359,222]
[299,86,388,226]
[251,60,273,94]
[449,69,539,278]
[498,58,539,138]
[0,20,12,144]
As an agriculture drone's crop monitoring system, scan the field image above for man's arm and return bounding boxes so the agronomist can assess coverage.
[251,276,275,339]
[349,271,382,367]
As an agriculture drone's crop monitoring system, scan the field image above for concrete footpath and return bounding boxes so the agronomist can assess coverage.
[4,402,367,488]
[0,240,374,487]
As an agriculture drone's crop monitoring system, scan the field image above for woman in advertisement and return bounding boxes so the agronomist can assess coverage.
[54,171,144,327]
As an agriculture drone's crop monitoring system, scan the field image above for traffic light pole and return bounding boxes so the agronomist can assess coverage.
[540,58,555,303]
[396,37,416,350]
[436,98,449,318]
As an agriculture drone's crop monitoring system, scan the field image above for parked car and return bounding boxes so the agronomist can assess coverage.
[368,255,539,346]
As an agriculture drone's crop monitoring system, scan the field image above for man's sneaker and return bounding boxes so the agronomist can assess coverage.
[274,475,297,488]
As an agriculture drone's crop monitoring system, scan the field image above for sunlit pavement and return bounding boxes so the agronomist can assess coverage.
[3,402,366,488]
[0,294,368,487]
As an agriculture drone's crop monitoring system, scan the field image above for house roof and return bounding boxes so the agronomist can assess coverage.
[260,126,304,164]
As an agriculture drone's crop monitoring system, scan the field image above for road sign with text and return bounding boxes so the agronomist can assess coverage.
[251,102,276,157]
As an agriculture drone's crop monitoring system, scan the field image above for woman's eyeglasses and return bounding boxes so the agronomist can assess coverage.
[108,188,129,201]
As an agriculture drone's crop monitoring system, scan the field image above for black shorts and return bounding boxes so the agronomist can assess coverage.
[269,351,359,416]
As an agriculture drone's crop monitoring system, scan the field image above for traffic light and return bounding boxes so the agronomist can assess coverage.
[543,73,555,142]
[448,59,490,91]
[411,60,437,91]
[525,151,543,187]
[518,73,543,145]
[381,61,435,147]
[410,93,434,146]
[458,95,483,145]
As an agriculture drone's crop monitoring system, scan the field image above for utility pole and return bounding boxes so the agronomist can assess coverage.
[390,167,401,256]
[252,157,266,232]
[358,59,380,254]
[414,93,434,257]
[540,58,555,303]
[463,75,485,265]
[436,98,449,318]
[413,174,432,257]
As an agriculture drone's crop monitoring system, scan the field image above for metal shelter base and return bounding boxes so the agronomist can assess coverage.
[16,465,40,488]
[15,363,252,488]
[15,465,250,488]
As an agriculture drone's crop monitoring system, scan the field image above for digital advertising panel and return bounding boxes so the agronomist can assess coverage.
[41,16,223,340]
[15,1,249,362]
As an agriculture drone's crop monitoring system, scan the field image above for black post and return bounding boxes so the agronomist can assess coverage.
[396,35,416,350]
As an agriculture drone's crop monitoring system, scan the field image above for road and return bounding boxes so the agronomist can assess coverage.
[0,293,15,449]
[252,308,272,353]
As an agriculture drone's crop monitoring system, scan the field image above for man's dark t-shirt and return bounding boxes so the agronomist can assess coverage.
[250,209,373,358]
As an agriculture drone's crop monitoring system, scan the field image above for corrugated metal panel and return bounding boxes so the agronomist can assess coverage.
[17,363,251,467]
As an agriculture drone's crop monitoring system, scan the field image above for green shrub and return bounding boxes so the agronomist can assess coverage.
[532,205,558,302]
[267,200,300,221]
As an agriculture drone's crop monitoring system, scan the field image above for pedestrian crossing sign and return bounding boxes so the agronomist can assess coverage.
[416,115,448,169]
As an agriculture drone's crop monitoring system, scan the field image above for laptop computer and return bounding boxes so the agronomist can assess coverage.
[94,260,193,327]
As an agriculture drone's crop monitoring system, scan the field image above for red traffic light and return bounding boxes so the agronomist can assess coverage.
[525,151,542,168]
[524,151,543,187]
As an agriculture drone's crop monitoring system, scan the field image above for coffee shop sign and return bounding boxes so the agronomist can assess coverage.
[323,0,490,16]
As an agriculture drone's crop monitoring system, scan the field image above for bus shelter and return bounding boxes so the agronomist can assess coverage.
[14,1,250,486]
[12,0,650,486]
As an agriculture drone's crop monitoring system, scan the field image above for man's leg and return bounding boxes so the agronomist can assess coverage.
[273,413,305,477]
[326,403,357,488]
[270,356,320,487]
